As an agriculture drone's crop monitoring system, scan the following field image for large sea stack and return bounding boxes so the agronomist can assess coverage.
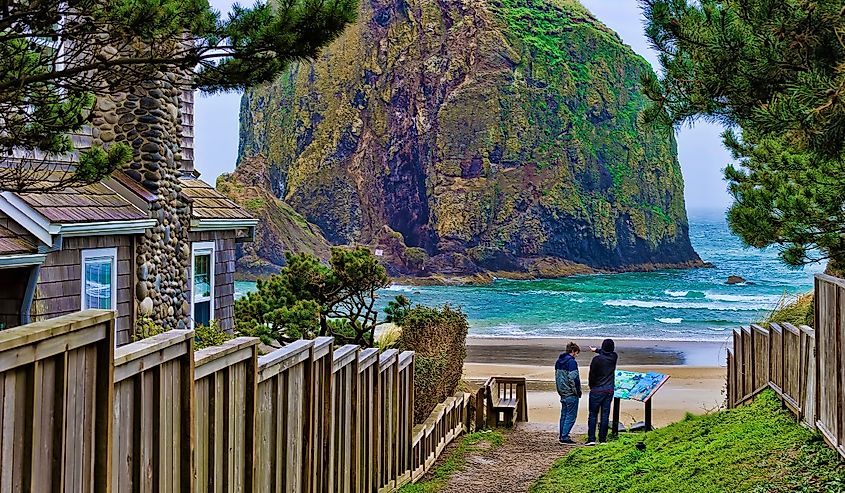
[223,0,703,281]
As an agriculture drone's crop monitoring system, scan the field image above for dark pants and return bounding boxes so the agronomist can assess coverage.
[587,391,613,442]
[558,395,579,441]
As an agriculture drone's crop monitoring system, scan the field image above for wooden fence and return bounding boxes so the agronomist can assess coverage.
[0,309,474,492]
[727,273,844,458]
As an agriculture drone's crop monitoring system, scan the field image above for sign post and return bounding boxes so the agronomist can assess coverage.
[611,370,670,436]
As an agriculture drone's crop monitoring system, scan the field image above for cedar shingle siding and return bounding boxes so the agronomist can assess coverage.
[32,236,135,344]
[189,231,237,332]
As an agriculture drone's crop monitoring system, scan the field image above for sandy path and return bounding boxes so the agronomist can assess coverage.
[438,424,574,493]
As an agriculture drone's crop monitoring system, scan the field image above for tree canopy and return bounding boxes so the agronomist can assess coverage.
[1,0,357,191]
[639,0,845,272]
[234,247,390,347]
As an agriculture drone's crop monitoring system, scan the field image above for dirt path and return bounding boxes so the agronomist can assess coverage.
[438,423,578,493]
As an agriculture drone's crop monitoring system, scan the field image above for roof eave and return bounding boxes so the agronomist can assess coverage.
[0,253,46,269]
[56,219,157,237]
[190,218,258,232]
[0,192,53,246]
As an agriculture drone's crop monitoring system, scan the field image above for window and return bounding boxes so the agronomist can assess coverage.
[81,248,117,311]
[191,242,214,328]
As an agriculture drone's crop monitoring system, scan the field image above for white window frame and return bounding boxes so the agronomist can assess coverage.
[80,247,118,311]
[190,241,215,329]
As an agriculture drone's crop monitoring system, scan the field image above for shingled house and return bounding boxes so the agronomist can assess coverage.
[0,82,256,345]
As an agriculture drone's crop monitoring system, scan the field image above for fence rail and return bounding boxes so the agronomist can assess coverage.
[0,310,474,492]
[727,273,840,458]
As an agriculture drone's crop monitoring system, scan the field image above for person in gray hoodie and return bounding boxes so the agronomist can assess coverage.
[555,342,582,444]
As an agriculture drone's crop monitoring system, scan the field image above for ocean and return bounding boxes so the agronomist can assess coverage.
[235,211,822,342]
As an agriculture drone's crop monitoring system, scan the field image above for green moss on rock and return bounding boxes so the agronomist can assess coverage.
[233,0,701,276]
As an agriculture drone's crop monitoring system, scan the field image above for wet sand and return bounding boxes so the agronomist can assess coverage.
[464,337,728,429]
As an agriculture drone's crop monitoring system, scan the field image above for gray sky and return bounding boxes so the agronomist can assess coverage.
[194,0,733,213]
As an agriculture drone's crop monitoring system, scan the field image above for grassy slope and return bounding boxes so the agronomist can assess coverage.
[399,431,504,493]
[532,391,844,493]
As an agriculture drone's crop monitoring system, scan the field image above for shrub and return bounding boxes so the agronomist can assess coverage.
[133,316,164,342]
[195,320,233,350]
[397,305,469,423]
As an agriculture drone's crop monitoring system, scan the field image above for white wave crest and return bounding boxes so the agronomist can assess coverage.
[664,290,689,297]
[603,299,768,311]
[386,284,418,292]
[656,318,683,324]
[704,293,782,304]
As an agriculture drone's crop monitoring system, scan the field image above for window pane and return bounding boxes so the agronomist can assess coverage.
[194,253,211,300]
[194,300,211,327]
[84,257,112,309]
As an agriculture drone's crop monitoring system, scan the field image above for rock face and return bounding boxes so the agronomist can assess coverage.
[217,156,331,280]
[232,0,702,278]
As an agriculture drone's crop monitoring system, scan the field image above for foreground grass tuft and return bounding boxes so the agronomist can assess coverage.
[532,391,844,493]
[759,291,814,327]
[399,430,504,493]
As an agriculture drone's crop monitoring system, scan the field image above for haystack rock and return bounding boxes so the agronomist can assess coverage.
[224,0,704,280]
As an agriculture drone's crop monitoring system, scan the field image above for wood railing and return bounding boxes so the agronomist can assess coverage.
[0,310,114,492]
[0,309,475,492]
[727,273,845,459]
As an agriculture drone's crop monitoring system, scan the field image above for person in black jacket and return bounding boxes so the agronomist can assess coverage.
[586,338,618,445]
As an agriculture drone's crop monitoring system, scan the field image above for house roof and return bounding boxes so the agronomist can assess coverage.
[0,224,37,255]
[180,178,252,220]
[15,174,148,223]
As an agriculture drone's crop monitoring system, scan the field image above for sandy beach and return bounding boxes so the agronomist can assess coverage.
[463,337,729,429]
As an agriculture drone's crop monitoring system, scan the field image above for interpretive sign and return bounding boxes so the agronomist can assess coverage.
[614,370,670,402]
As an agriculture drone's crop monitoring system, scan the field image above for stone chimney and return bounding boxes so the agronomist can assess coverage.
[91,70,192,331]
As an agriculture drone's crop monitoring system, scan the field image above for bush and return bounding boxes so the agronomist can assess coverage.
[133,316,164,342]
[195,320,233,350]
[397,305,469,423]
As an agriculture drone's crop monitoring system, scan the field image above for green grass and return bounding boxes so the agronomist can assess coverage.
[399,431,504,493]
[759,292,814,327]
[532,391,845,493]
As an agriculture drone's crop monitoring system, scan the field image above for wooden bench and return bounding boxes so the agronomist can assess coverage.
[483,377,527,428]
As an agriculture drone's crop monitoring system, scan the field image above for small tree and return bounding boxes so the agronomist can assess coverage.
[234,247,390,346]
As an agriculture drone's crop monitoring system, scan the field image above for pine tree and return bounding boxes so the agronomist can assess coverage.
[639,0,845,272]
[0,0,357,191]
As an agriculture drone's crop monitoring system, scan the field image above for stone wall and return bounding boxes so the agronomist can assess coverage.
[91,71,192,331]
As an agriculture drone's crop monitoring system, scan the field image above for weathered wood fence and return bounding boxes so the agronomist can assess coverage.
[0,309,474,492]
[727,273,845,459]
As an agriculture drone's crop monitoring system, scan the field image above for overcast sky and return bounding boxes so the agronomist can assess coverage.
[194,0,733,214]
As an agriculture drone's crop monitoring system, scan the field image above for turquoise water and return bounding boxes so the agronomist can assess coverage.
[235,212,822,342]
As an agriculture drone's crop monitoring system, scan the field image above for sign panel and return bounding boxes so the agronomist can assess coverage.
[613,370,670,402]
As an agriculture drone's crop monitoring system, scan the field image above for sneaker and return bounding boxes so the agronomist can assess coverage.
[584,441,596,446]
[559,438,576,445]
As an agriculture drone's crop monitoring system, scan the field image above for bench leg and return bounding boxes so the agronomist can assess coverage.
[503,409,514,428]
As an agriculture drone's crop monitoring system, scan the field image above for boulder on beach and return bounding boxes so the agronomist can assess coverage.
[726,275,747,285]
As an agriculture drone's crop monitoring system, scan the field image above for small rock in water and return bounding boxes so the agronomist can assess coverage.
[726,275,746,285]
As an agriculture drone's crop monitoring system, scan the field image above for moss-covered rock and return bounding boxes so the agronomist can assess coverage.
[232,0,702,277]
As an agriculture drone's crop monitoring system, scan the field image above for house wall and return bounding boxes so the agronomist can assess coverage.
[188,230,237,332]
[32,236,135,345]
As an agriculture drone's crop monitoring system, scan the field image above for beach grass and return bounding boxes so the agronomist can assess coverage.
[398,430,504,493]
[759,291,814,327]
[532,390,844,493]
